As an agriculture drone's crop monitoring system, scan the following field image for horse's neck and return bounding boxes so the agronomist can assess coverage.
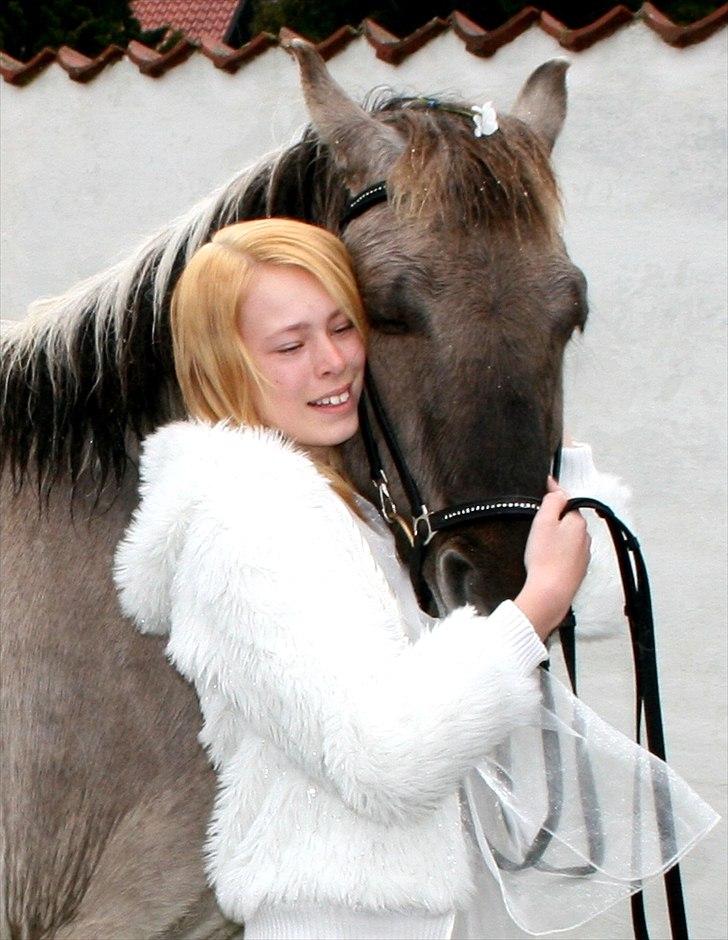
[0,465,221,940]
[1,467,139,545]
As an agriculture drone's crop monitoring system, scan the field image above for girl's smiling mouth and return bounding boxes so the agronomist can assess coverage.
[308,384,353,409]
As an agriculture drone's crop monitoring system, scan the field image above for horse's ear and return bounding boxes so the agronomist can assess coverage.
[286,39,404,189]
[511,59,570,153]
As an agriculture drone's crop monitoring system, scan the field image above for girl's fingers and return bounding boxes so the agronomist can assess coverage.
[546,475,561,493]
[545,476,569,502]
[540,489,568,519]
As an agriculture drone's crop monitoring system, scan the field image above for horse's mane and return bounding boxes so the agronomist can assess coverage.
[0,131,345,498]
[0,94,559,499]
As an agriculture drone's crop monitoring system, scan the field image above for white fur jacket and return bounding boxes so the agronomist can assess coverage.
[113,420,630,923]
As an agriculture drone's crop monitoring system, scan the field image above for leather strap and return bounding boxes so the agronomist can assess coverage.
[562,498,688,940]
[361,366,427,517]
[340,181,388,229]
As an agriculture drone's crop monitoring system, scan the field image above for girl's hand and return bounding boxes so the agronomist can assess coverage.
[514,478,591,642]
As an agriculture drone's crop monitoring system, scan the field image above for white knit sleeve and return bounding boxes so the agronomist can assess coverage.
[559,442,634,638]
[165,478,545,826]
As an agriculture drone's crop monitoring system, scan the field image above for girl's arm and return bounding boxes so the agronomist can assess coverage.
[115,424,586,827]
[128,483,546,827]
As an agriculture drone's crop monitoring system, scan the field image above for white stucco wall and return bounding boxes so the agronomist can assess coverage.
[1,20,726,938]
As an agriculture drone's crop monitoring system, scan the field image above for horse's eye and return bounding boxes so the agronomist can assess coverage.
[370,316,412,335]
[364,277,429,336]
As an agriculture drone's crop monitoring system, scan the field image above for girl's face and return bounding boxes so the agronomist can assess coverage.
[238,263,366,448]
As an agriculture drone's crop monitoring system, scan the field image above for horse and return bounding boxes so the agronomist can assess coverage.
[0,43,587,939]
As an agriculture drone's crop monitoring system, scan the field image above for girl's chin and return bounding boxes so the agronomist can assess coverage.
[300,416,360,449]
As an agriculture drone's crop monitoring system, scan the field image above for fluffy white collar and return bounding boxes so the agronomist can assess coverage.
[116,421,323,634]
[116,421,631,639]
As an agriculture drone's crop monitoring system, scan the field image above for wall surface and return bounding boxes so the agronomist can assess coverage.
[1,20,726,939]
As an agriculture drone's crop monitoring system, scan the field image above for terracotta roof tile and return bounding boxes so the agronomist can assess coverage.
[363,16,450,64]
[540,4,634,51]
[131,0,243,42]
[1,47,58,85]
[2,6,726,85]
[197,31,276,70]
[642,1,728,45]
[126,37,197,75]
[452,7,542,56]
[278,25,359,62]
[55,44,125,82]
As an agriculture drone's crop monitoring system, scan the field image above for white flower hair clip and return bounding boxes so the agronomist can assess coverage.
[399,96,500,138]
[472,101,499,137]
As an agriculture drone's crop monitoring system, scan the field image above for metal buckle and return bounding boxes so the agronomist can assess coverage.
[412,504,435,545]
[375,471,399,524]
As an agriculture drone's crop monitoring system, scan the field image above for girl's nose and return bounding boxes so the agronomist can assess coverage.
[314,336,346,376]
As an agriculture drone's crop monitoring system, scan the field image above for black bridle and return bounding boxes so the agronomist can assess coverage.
[342,180,690,940]
[358,361,560,612]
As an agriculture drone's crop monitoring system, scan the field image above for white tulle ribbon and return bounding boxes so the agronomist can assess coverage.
[352,496,718,935]
[460,669,719,935]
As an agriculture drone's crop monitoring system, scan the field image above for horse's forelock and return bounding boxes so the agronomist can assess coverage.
[374,98,561,235]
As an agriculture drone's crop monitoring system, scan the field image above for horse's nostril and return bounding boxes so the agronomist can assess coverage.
[436,546,478,611]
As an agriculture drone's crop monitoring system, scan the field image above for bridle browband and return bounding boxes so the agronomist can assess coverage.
[341,180,690,940]
[339,181,388,228]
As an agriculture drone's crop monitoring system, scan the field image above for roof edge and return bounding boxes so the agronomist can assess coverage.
[2,4,726,85]
[642,1,728,45]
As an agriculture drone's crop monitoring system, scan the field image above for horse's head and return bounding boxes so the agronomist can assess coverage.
[292,43,588,614]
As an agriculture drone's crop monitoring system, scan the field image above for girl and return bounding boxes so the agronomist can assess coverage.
[114,219,715,939]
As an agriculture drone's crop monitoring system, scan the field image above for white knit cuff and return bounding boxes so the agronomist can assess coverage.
[487,600,548,676]
[559,443,597,492]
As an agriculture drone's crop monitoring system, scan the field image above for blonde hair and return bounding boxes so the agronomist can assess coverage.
[170,218,369,509]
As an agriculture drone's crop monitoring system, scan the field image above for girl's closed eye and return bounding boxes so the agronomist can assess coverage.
[333,321,354,334]
[276,342,303,354]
